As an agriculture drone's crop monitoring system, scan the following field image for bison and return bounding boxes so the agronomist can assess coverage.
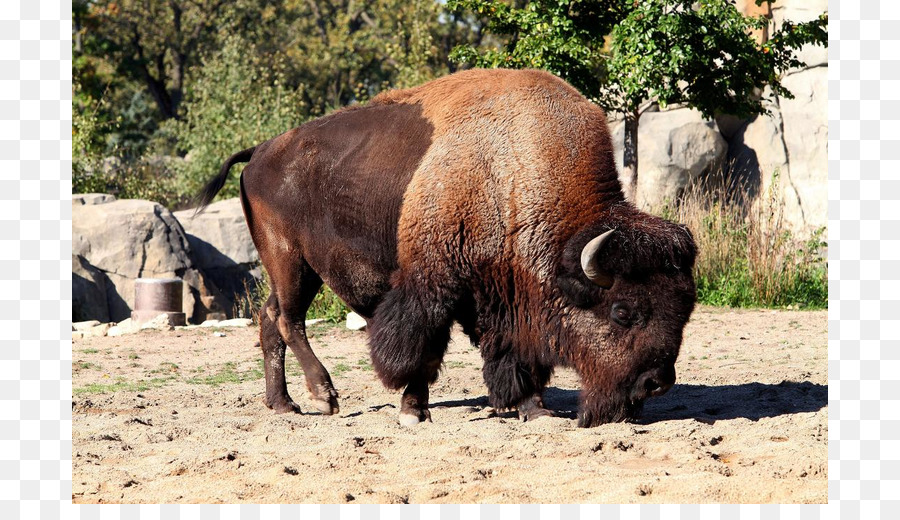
[197,68,697,427]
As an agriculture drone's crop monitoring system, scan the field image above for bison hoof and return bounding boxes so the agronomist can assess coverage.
[308,383,340,415]
[267,398,302,414]
[310,397,340,415]
[398,409,432,427]
[520,407,555,422]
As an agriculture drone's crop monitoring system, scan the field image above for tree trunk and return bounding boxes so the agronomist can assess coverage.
[623,109,639,203]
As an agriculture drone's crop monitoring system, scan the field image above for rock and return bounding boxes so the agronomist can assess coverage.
[611,108,727,209]
[73,254,111,323]
[83,323,113,337]
[217,318,253,328]
[140,313,176,331]
[305,318,325,327]
[72,198,230,323]
[73,193,116,206]
[346,312,367,331]
[728,68,827,234]
[199,320,221,328]
[73,320,101,331]
[173,198,261,305]
[108,318,139,337]
[776,67,827,232]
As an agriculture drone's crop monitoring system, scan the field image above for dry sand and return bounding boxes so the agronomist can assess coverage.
[72,306,827,504]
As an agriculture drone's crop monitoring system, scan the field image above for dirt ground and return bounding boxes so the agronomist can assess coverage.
[71,306,827,504]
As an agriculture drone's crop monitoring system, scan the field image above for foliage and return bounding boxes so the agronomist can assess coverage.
[656,172,827,309]
[167,36,308,202]
[75,0,242,120]
[604,0,828,118]
[72,92,107,194]
[281,0,479,111]
[447,0,625,99]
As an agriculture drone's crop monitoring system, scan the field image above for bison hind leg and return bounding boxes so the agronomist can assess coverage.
[368,283,453,425]
[259,295,301,414]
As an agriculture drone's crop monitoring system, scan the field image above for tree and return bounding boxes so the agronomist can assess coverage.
[447,0,828,202]
[78,0,237,120]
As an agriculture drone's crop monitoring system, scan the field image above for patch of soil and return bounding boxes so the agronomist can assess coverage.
[72,307,827,503]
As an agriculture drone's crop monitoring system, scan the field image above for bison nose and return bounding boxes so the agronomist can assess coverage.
[633,365,676,400]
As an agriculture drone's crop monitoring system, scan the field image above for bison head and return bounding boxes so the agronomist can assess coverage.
[556,206,697,427]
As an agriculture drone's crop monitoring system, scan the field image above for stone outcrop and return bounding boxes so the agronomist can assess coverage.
[725,0,828,233]
[611,109,728,210]
[72,195,230,323]
[173,198,261,303]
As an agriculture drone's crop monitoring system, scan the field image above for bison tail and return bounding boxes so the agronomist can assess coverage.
[192,146,257,216]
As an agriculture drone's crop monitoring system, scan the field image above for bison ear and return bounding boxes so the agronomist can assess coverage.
[580,229,616,289]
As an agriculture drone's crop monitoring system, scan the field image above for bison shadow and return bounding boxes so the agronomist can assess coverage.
[432,380,826,424]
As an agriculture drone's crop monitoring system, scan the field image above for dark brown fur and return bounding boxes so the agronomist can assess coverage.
[198,69,697,426]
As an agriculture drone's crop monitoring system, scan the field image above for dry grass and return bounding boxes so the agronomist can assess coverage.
[656,171,827,308]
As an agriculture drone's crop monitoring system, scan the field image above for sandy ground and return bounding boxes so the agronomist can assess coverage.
[71,306,827,504]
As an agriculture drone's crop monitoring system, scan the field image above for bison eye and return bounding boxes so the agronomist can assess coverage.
[611,302,634,327]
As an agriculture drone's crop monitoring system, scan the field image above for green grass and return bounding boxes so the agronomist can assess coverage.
[185,362,263,386]
[331,363,351,377]
[74,376,176,395]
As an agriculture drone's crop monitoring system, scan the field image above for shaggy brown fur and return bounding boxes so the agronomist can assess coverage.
[198,68,696,427]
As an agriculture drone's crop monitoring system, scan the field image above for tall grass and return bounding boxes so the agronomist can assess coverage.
[656,171,827,309]
[234,269,351,324]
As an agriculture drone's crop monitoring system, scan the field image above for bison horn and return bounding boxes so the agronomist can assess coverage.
[580,229,616,288]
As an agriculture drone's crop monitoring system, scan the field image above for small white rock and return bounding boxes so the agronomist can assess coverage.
[213,331,227,337]
[73,320,102,331]
[107,318,139,337]
[199,320,221,328]
[83,323,112,337]
[345,312,367,331]
[217,318,253,328]
[140,313,175,331]
[305,318,325,327]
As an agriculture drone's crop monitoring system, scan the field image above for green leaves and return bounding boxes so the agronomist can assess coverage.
[449,0,828,120]
[447,0,621,99]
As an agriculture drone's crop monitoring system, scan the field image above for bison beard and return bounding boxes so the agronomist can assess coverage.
[196,68,697,427]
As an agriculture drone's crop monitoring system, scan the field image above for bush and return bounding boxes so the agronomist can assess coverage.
[657,172,827,309]
[169,35,308,204]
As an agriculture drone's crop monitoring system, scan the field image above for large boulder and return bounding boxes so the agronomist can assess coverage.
[611,108,728,210]
[173,198,261,303]
[72,197,230,323]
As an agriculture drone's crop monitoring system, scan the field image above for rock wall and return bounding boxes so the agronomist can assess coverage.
[173,198,261,304]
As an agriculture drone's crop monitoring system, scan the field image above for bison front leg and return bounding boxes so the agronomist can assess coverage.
[368,283,452,426]
[481,343,555,422]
